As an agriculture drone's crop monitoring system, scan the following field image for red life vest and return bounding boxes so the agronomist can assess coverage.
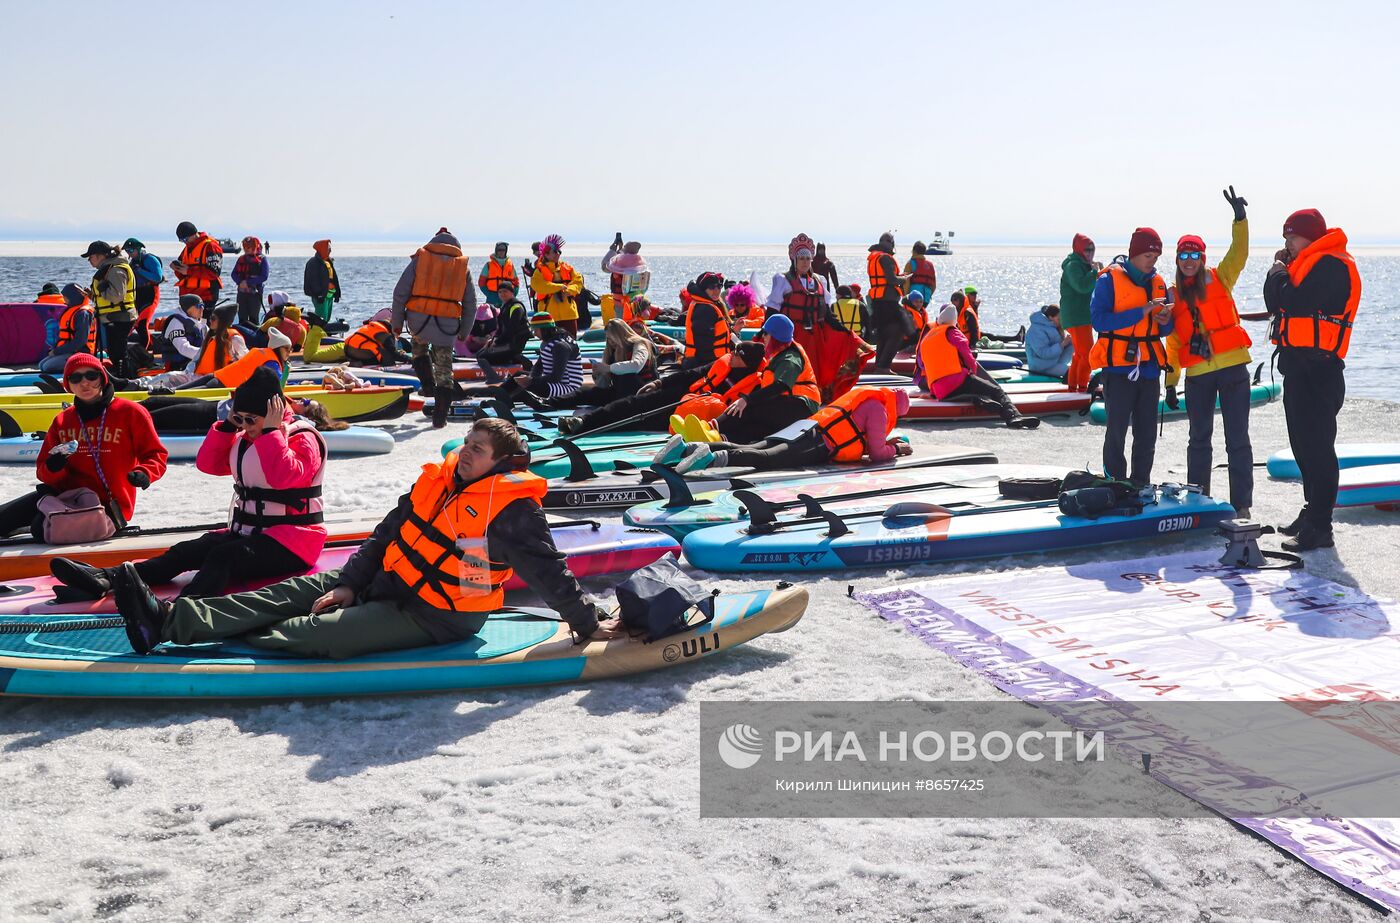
[780,271,826,330]
[909,257,937,290]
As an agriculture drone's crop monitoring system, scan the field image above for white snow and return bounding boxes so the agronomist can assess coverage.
[1,396,1397,921]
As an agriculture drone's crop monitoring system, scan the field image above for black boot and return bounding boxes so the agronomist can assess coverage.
[1005,413,1040,430]
[432,387,454,429]
[411,355,435,395]
[111,562,169,655]
[1281,522,1334,552]
[512,387,548,411]
[49,557,115,600]
[1278,507,1309,536]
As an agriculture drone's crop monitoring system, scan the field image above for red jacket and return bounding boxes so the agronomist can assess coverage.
[36,397,168,521]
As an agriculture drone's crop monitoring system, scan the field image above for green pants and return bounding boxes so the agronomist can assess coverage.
[312,292,336,323]
[411,337,456,389]
[302,324,345,363]
[165,571,440,660]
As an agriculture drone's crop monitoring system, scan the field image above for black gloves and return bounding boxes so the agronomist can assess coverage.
[1223,185,1247,222]
[127,469,151,489]
[45,451,71,472]
[1164,386,1180,411]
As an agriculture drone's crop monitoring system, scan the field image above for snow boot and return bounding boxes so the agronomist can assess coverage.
[49,558,115,600]
[432,387,454,429]
[653,433,689,466]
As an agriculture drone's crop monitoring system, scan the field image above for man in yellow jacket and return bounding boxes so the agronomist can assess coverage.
[530,233,583,335]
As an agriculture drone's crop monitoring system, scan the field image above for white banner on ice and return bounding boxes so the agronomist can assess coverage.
[857,552,1400,912]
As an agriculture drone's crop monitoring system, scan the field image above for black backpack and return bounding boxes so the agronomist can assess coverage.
[615,557,718,643]
[1057,470,1146,519]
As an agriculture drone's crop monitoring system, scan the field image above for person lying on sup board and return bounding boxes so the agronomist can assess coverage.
[109,417,623,657]
[659,385,912,474]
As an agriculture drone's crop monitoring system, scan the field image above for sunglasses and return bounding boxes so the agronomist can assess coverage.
[1177,252,1204,261]
[227,412,262,427]
[67,370,104,384]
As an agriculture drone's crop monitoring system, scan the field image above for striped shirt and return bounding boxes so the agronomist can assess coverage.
[533,335,584,399]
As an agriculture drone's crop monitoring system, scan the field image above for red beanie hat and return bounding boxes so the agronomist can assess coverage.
[1176,234,1206,255]
[1283,208,1326,242]
[1128,227,1163,259]
[62,352,108,390]
[1072,233,1095,258]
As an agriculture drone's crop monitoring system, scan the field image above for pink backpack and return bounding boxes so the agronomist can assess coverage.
[37,488,118,545]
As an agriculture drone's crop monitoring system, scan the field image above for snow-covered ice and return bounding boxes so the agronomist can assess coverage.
[2,397,1397,921]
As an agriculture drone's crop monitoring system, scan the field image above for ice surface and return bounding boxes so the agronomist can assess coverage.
[1,398,1396,920]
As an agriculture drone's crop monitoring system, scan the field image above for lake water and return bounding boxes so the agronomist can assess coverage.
[2,244,1394,399]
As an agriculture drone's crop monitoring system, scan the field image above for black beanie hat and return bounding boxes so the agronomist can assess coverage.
[232,366,283,416]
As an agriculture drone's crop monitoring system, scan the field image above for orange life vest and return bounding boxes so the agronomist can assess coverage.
[810,386,901,462]
[481,258,517,295]
[1271,228,1361,359]
[1088,264,1169,371]
[533,261,579,320]
[1171,268,1252,369]
[956,305,979,344]
[213,346,282,388]
[381,457,548,615]
[194,330,247,375]
[346,321,393,361]
[176,233,222,299]
[687,352,740,395]
[780,271,827,330]
[903,299,928,340]
[909,257,937,290]
[406,243,471,318]
[756,342,821,404]
[866,251,895,301]
[919,323,966,386]
[684,294,733,361]
[56,303,97,353]
[37,293,65,305]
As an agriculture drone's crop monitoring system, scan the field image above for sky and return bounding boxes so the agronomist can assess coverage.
[3,0,1398,246]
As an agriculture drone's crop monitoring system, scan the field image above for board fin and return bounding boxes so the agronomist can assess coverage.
[0,410,20,440]
[651,464,697,509]
[551,438,597,482]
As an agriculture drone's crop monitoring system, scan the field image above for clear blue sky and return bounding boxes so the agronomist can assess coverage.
[4,0,1397,244]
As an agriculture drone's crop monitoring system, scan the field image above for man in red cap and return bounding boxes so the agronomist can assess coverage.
[1263,207,1361,551]
[1059,233,1102,391]
[1087,228,1173,484]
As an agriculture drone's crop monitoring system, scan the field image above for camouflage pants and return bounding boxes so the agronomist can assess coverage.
[411,337,456,389]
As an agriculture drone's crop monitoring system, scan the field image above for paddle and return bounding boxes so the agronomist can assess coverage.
[733,488,1063,538]
[731,475,1004,521]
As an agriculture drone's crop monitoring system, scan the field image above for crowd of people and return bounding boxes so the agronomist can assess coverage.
[1,193,1361,657]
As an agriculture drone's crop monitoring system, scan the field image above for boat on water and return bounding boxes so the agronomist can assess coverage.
[217,236,238,254]
[927,231,955,256]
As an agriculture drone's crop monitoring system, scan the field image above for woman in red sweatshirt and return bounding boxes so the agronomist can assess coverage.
[0,353,168,539]
[50,366,327,600]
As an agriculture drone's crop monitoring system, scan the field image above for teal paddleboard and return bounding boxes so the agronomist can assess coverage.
[1089,381,1280,424]
[1267,444,1400,480]
[0,588,806,698]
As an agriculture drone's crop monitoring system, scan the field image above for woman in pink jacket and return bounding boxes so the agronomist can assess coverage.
[49,367,328,601]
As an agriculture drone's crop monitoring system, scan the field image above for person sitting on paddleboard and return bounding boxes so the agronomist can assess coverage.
[681,271,736,370]
[662,385,913,474]
[1024,305,1074,379]
[474,278,532,384]
[109,417,624,658]
[467,312,584,411]
[554,340,764,436]
[0,354,168,540]
[38,284,97,375]
[715,314,823,444]
[549,319,658,409]
[915,303,1039,429]
[50,367,329,602]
